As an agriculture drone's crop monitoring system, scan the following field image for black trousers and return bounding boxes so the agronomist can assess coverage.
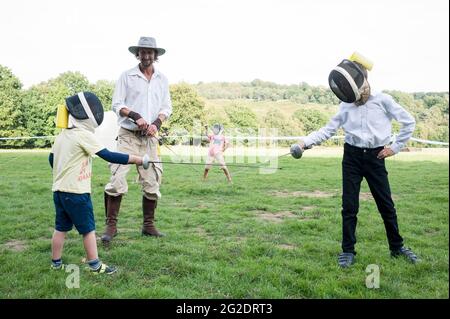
[341,143,404,254]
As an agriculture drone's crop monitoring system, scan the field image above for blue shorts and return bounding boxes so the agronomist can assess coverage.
[53,191,95,235]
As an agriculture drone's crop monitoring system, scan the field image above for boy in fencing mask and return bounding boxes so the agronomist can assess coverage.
[50,92,150,274]
[297,53,419,268]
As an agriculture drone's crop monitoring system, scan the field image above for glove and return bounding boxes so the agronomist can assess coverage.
[128,111,142,122]
[151,118,162,131]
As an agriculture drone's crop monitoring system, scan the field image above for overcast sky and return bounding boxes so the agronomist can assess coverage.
[1,0,448,92]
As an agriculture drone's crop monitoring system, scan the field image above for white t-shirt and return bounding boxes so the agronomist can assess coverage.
[51,128,104,194]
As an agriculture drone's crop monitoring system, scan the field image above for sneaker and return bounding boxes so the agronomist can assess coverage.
[89,263,118,275]
[50,263,66,270]
[338,252,355,268]
[391,247,420,264]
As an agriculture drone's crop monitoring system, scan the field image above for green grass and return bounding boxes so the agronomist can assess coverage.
[0,151,448,298]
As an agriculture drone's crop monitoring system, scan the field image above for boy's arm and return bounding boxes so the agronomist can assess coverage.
[382,94,416,154]
[48,153,54,169]
[301,109,343,148]
[96,148,143,165]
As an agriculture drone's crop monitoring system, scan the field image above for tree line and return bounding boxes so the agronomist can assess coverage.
[0,65,448,148]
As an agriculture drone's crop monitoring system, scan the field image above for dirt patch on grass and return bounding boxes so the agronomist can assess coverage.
[3,240,27,252]
[253,210,318,223]
[277,244,297,250]
[257,211,297,223]
[270,190,336,198]
[359,192,398,201]
[360,192,373,200]
[300,206,318,211]
[193,226,210,237]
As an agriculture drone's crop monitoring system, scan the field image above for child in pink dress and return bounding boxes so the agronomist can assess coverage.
[203,123,232,183]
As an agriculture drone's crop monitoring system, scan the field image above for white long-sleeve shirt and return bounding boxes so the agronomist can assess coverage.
[112,65,172,130]
[303,92,416,154]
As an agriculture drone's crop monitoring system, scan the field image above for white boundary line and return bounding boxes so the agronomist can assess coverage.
[0,134,448,146]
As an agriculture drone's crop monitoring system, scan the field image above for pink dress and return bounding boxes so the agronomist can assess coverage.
[208,134,226,156]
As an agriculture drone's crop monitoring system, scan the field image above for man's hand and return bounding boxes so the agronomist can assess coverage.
[135,118,149,131]
[298,140,306,149]
[377,147,395,159]
[145,117,162,136]
[126,110,148,131]
[146,124,158,136]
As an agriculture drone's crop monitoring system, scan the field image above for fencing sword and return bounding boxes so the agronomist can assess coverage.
[131,119,312,170]
[141,143,313,170]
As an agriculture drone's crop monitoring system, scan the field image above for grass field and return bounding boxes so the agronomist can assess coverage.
[0,149,448,298]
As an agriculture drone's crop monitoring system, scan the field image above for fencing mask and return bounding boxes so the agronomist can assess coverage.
[328,59,371,105]
[65,92,104,128]
[212,123,223,135]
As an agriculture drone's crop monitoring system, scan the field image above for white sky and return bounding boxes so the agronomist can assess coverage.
[1,0,448,92]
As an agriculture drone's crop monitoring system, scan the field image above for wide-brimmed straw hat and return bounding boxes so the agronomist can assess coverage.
[128,36,165,56]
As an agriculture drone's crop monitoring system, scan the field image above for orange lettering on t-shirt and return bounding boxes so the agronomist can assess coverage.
[78,159,91,182]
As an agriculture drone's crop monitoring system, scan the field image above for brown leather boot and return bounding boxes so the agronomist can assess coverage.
[142,197,165,237]
[101,193,122,244]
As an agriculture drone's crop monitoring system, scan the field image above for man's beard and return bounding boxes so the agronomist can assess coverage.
[140,59,154,68]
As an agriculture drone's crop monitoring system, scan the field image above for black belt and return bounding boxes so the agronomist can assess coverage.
[344,143,384,153]
[121,127,146,137]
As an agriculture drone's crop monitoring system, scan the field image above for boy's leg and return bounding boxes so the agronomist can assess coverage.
[51,230,66,260]
[51,230,67,269]
[52,191,73,269]
[83,231,98,261]
[82,231,117,274]
[63,193,98,257]
[221,167,232,183]
[216,153,231,182]
[65,194,117,274]
[364,153,404,251]
[341,146,364,255]
[204,154,214,180]
[203,168,210,180]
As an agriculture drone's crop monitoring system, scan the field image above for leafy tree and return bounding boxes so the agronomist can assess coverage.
[225,103,258,128]
[167,83,206,134]
[293,108,328,133]
[91,80,114,111]
[21,71,91,147]
[0,65,26,148]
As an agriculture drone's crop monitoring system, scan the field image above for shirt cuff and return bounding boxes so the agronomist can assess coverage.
[115,105,127,117]
[158,111,171,119]
[302,136,314,147]
[390,143,402,154]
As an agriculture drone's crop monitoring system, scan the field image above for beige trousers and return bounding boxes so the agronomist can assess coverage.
[105,128,163,200]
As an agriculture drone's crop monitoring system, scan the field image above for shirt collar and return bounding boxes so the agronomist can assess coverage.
[129,65,160,79]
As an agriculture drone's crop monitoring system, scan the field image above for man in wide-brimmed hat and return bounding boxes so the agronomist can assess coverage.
[102,36,172,244]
